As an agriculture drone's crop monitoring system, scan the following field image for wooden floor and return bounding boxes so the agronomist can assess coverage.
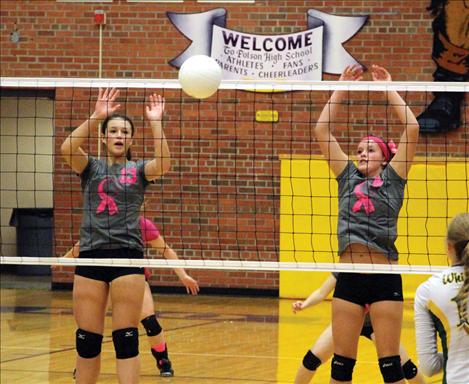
[0,276,443,383]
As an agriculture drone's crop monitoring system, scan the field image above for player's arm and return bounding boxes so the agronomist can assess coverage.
[143,94,171,181]
[414,283,443,377]
[387,88,419,179]
[61,88,120,174]
[147,236,199,295]
[370,65,419,179]
[292,274,337,313]
[314,65,362,177]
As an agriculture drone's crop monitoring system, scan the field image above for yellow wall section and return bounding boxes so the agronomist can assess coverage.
[279,158,469,299]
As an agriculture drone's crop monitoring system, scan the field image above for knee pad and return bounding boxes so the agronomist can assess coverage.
[76,329,103,358]
[112,327,139,359]
[379,355,404,383]
[331,354,356,382]
[141,314,162,337]
[302,350,322,371]
[402,359,418,380]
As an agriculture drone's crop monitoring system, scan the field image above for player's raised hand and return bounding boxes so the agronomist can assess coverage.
[371,65,392,81]
[339,64,363,82]
[145,93,165,122]
[93,88,121,119]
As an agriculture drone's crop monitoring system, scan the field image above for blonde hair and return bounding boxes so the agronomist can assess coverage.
[447,213,469,319]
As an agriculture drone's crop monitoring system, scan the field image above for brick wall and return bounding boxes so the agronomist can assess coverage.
[1,0,467,292]
[0,0,442,80]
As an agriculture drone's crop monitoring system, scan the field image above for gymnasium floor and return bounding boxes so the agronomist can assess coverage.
[0,274,443,383]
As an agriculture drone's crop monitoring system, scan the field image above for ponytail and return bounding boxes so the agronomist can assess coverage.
[447,213,469,321]
[457,242,469,318]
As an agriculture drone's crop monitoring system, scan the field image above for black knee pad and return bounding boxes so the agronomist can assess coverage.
[331,354,356,382]
[402,359,418,380]
[302,350,322,371]
[112,327,139,359]
[76,329,103,358]
[141,314,162,337]
[379,355,404,383]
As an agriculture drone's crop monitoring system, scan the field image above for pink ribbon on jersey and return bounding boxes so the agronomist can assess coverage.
[96,179,118,215]
[119,167,137,185]
[96,167,137,215]
[352,176,383,215]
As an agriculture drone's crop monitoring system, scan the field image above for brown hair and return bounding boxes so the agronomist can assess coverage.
[447,213,469,317]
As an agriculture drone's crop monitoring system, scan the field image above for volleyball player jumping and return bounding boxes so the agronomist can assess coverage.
[292,274,427,384]
[313,64,420,384]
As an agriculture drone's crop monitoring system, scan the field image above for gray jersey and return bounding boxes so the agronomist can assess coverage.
[79,156,149,252]
[336,161,406,260]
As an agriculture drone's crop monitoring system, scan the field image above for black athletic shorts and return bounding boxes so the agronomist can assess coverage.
[333,272,403,306]
[75,248,145,283]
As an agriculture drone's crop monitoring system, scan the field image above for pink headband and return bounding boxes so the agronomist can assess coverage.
[362,136,397,162]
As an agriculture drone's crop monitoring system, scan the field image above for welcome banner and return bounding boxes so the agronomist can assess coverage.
[168,8,368,80]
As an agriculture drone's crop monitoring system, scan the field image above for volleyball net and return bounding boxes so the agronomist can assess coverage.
[0,77,468,279]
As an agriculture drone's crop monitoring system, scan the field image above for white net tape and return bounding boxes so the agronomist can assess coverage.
[0,256,447,274]
[2,77,468,93]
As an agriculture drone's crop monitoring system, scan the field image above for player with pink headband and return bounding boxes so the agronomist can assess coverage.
[313,64,420,384]
[361,136,397,163]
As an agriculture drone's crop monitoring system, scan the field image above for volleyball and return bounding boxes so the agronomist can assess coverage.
[178,55,222,99]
